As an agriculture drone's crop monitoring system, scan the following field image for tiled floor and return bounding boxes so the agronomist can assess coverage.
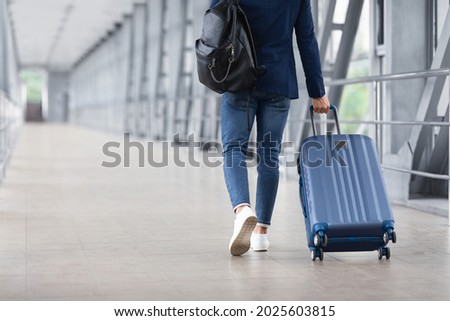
[0,123,449,300]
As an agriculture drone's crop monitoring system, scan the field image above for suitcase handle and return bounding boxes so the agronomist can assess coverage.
[309,104,341,136]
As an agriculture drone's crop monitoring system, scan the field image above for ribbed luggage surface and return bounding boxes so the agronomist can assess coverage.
[299,133,396,260]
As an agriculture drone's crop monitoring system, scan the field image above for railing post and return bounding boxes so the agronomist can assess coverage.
[1,94,5,182]
[1,94,3,167]
[448,72,450,226]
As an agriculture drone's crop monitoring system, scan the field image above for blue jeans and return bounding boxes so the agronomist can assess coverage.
[221,90,291,227]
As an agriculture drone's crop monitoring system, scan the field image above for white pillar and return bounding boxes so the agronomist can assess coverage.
[0,0,8,93]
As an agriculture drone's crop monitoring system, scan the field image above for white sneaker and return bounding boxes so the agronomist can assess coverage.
[229,207,257,256]
[251,232,270,251]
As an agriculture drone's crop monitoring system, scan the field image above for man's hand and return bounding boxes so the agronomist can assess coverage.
[312,95,330,113]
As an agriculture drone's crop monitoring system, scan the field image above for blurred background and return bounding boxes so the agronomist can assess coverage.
[1,0,450,215]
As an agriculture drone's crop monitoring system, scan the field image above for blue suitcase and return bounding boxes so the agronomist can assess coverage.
[298,105,396,261]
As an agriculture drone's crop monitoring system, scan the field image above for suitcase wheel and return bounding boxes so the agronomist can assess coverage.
[391,231,397,243]
[311,248,324,261]
[377,247,391,260]
[313,233,328,248]
[383,232,389,245]
[383,229,397,245]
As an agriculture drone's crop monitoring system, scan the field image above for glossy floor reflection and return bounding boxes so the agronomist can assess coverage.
[0,124,449,300]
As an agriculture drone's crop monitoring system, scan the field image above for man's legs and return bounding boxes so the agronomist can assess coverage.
[252,94,290,250]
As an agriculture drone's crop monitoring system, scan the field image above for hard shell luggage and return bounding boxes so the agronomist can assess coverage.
[298,105,396,261]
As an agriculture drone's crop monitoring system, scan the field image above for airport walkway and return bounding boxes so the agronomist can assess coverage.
[0,123,450,301]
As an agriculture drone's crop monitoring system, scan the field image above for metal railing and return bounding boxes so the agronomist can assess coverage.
[0,90,23,184]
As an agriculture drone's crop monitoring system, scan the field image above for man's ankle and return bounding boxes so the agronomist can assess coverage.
[254,226,267,234]
[235,204,250,215]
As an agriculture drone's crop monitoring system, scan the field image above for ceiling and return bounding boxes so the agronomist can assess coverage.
[8,0,142,71]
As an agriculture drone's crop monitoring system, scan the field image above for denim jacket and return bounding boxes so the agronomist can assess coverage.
[209,0,325,99]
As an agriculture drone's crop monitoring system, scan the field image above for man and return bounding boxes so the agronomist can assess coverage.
[210,0,330,256]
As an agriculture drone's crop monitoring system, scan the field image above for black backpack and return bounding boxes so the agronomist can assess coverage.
[195,0,265,94]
